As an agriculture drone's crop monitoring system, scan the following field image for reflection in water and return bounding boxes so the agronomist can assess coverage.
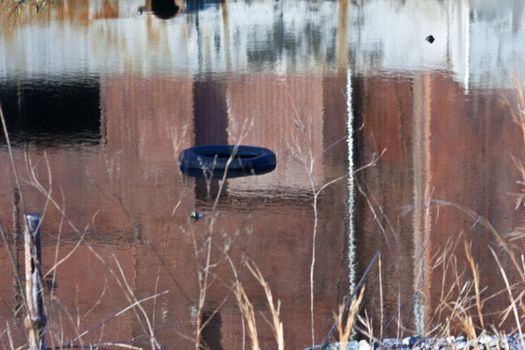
[193,79,228,146]
[0,3,350,347]
[0,0,344,77]
[150,0,180,19]
[350,0,525,89]
[346,68,356,294]
[200,309,223,350]
[410,74,432,335]
[185,0,222,13]
[0,77,101,145]
[352,71,525,336]
[0,0,525,347]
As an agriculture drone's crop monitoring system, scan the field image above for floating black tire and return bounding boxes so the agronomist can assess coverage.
[179,145,277,178]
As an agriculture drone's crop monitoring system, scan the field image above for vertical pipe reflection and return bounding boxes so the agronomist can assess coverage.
[412,74,432,335]
[347,67,356,293]
[337,0,349,70]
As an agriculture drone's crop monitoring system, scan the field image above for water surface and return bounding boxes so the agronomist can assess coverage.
[1,0,525,348]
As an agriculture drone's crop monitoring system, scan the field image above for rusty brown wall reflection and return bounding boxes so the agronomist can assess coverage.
[7,0,525,345]
[0,70,349,348]
[354,72,525,336]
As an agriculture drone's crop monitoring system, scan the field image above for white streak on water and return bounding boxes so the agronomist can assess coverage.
[347,67,355,291]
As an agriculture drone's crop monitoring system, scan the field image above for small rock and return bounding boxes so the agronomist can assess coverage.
[455,341,466,350]
[434,339,448,348]
[426,35,435,44]
[358,340,370,350]
[408,335,421,347]
[478,334,494,347]
[191,211,203,222]
[346,341,359,350]
[382,338,401,348]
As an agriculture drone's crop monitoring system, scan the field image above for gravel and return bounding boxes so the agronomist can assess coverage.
[306,334,525,349]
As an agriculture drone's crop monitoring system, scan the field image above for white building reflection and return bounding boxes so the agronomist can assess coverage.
[0,0,523,88]
[351,0,524,89]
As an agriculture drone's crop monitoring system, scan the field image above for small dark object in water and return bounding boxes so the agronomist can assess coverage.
[138,5,147,14]
[191,211,203,222]
[426,35,435,44]
[179,145,277,179]
[151,0,180,19]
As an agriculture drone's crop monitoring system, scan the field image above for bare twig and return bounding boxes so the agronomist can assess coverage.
[68,290,168,344]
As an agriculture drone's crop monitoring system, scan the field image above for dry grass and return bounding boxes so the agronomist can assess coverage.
[336,286,365,350]
[490,247,525,349]
[428,231,515,344]
[235,283,260,350]
[464,240,485,330]
[246,262,284,350]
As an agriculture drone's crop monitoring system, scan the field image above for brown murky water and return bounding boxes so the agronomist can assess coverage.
[1,0,525,348]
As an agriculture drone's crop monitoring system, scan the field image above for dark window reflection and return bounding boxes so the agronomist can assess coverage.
[193,79,228,146]
[200,309,223,350]
[0,77,101,146]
